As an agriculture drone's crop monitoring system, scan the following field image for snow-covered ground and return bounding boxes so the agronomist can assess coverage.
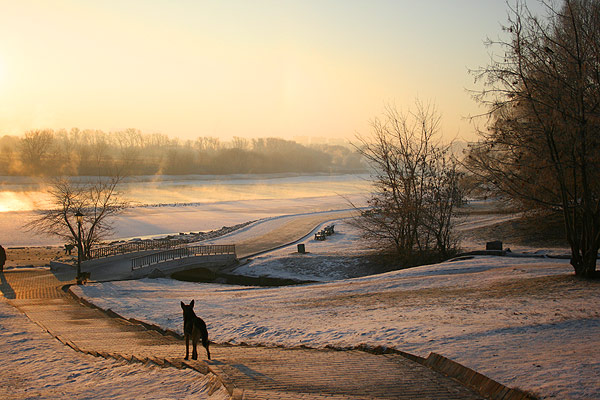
[0,300,230,400]
[73,219,600,400]
[214,218,380,281]
[3,191,599,399]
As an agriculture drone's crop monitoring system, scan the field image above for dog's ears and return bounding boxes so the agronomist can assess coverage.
[181,300,195,309]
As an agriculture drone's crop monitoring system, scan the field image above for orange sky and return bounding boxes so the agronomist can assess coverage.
[0,1,543,142]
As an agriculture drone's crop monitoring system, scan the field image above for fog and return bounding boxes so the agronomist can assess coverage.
[0,130,364,177]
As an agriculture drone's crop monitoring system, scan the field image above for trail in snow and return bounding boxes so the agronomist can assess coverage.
[0,300,229,400]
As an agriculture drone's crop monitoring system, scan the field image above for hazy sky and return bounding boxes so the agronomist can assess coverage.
[0,1,539,142]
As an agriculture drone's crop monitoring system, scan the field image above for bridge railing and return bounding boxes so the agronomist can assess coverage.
[89,239,188,260]
[131,244,236,271]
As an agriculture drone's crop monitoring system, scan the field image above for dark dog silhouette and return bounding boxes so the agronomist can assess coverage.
[180,300,211,360]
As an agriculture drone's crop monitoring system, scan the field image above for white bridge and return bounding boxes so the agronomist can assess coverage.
[130,244,237,278]
[54,243,237,281]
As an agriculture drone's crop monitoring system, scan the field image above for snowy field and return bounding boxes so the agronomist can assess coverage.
[73,219,600,400]
[205,218,383,281]
[0,300,230,400]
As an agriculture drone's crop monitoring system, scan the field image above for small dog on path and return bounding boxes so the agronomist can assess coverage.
[180,300,211,360]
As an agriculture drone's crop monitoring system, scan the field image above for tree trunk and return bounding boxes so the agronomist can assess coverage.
[571,251,598,278]
[568,221,599,279]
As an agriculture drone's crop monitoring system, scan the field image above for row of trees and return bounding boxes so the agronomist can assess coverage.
[0,129,364,176]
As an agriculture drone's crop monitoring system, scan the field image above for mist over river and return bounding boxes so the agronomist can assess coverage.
[0,173,371,247]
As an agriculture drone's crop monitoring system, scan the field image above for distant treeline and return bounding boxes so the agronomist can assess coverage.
[0,129,365,176]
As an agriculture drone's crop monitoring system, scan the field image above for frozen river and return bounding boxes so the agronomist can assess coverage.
[0,173,371,246]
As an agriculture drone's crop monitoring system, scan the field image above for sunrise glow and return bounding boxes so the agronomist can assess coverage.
[0,0,542,142]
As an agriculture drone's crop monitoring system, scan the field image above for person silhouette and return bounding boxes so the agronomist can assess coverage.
[0,245,6,272]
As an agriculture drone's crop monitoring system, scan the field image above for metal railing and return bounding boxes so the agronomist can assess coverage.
[131,244,236,271]
[89,239,188,260]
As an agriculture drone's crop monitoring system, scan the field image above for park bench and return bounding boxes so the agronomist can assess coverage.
[314,225,335,241]
[323,225,335,235]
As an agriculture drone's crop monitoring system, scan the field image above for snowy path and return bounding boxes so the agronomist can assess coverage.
[199,208,358,258]
[0,270,229,400]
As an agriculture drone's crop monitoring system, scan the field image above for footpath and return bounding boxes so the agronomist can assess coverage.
[231,210,358,258]
[1,268,487,400]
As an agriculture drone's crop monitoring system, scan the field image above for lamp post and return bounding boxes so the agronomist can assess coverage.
[75,211,84,284]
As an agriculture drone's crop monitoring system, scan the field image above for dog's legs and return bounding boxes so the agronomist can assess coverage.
[184,334,190,360]
[202,336,211,360]
[192,339,198,360]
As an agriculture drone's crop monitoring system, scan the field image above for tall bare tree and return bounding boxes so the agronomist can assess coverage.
[20,130,54,175]
[353,101,463,263]
[26,175,128,260]
[467,0,600,278]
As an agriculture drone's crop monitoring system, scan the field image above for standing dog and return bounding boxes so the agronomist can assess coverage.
[180,300,211,360]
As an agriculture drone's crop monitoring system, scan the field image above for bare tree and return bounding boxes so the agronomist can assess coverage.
[467,0,600,278]
[20,130,54,175]
[231,136,250,150]
[353,101,463,263]
[116,128,142,168]
[26,175,128,260]
[195,136,221,153]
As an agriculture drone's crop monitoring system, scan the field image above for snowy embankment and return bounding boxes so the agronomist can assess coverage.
[74,219,600,400]
[209,216,378,280]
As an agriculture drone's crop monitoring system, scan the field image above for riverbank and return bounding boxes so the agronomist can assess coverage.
[3,246,66,269]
